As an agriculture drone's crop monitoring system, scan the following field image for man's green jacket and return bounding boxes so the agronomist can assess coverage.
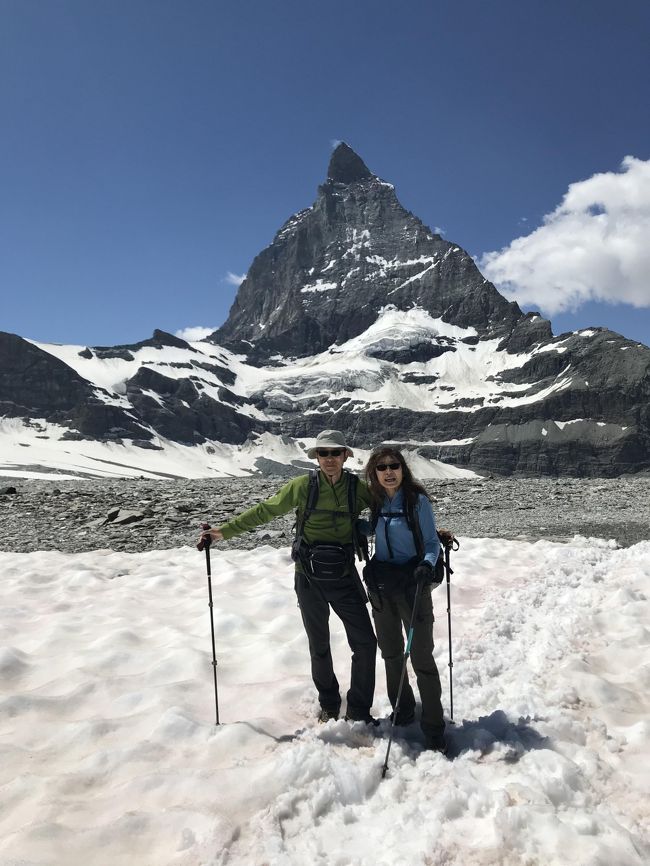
[219,470,371,546]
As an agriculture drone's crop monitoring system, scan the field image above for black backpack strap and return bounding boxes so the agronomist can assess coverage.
[346,469,357,514]
[346,472,370,564]
[299,470,320,536]
[305,470,320,519]
[405,498,461,580]
[405,495,425,561]
[292,471,320,574]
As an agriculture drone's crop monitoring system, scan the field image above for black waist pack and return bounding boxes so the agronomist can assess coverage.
[307,543,353,581]
[363,557,418,596]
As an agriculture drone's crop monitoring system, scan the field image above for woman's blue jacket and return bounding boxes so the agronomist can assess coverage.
[367,489,440,567]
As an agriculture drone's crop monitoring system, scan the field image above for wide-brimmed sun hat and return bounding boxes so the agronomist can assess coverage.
[306,429,354,459]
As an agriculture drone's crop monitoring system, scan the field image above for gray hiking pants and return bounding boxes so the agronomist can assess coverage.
[295,571,377,718]
[369,585,445,737]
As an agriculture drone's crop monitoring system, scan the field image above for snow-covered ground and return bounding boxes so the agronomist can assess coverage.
[0,422,478,481]
[1,536,648,865]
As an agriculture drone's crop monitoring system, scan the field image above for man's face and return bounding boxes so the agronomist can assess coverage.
[316,448,348,481]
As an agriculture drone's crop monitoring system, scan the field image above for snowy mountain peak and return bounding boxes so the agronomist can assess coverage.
[327,141,375,184]
[1,146,649,479]
[213,145,550,360]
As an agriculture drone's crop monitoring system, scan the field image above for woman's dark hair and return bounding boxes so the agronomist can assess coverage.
[364,445,429,514]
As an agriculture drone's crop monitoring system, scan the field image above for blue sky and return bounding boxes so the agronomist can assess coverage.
[2,0,649,347]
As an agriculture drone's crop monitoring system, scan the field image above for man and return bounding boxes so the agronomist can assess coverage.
[202,430,377,724]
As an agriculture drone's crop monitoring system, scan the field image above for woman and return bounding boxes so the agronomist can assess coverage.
[363,446,446,752]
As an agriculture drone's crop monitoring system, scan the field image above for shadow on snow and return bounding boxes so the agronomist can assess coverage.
[445,709,550,761]
[234,709,550,764]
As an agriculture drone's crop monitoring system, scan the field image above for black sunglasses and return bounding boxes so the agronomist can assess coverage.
[376,462,401,472]
[317,449,344,457]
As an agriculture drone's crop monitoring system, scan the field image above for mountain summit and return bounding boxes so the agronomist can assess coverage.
[327,141,375,184]
[212,144,550,359]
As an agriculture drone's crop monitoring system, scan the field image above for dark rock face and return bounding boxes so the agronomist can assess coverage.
[0,332,151,442]
[366,339,456,364]
[327,142,374,184]
[263,332,650,477]
[69,400,153,442]
[88,329,195,361]
[212,142,551,358]
[0,332,92,415]
[0,333,151,440]
[0,329,260,448]
[124,367,259,445]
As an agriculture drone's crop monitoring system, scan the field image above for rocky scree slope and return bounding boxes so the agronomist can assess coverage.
[1,476,649,553]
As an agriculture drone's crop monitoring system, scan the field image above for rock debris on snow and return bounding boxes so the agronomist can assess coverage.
[0,476,648,553]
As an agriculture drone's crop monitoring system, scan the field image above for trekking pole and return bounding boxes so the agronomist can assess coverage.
[197,523,220,725]
[381,579,424,779]
[444,536,459,724]
[445,543,454,723]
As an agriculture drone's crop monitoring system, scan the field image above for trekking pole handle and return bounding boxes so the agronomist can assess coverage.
[197,522,212,552]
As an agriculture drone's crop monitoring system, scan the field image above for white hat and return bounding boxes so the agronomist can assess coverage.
[306,429,354,459]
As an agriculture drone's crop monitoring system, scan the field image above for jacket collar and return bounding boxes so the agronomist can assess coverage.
[382,487,404,510]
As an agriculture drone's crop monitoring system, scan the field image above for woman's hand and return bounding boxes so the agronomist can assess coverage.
[413,560,436,585]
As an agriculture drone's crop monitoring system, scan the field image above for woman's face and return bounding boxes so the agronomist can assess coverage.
[374,454,403,495]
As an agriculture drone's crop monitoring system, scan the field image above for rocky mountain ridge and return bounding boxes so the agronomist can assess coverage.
[212,143,550,360]
[1,143,649,478]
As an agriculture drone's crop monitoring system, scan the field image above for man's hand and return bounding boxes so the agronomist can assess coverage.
[197,525,224,550]
[202,527,224,543]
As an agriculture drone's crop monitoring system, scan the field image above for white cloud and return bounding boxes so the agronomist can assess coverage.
[479,156,650,314]
[174,326,216,341]
[225,271,246,287]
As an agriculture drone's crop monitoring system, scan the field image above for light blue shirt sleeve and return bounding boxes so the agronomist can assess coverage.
[417,495,441,567]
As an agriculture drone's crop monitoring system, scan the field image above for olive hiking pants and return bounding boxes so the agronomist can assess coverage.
[370,585,445,738]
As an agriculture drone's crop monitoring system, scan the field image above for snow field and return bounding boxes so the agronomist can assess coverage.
[0,420,478,481]
[0,537,648,865]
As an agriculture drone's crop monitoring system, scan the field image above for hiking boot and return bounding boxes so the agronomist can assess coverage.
[389,709,415,726]
[424,733,447,754]
[318,708,339,724]
[345,713,380,727]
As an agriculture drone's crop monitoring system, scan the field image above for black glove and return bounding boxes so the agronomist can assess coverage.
[413,561,437,586]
